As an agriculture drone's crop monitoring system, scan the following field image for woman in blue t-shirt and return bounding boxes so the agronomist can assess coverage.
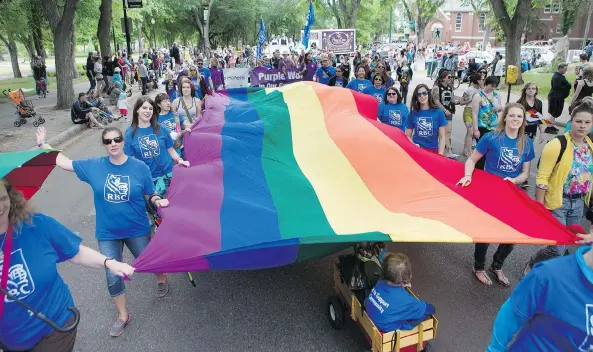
[36,125,171,337]
[457,103,535,287]
[155,93,192,158]
[328,65,349,88]
[124,96,190,198]
[377,87,409,132]
[405,84,448,154]
[346,65,372,93]
[363,73,387,104]
[0,176,134,350]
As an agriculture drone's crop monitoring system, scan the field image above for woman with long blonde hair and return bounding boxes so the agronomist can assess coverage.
[457,103,535,287]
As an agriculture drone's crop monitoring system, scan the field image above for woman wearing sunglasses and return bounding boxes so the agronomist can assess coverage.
[457,103,535,287]
[328,65,349,88]
[405,84,448,155]
[378,87,409,132]
[125,96,190,199]
[346,65,372,93]
[363,73,387,104]
[34,125,169,337]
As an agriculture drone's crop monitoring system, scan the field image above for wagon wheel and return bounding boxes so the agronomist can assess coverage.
[13,120,21,127]
[327,296,345,330]
[20,118,27,124]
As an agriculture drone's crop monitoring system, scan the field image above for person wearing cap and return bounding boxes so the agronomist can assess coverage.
[196,58,213,90]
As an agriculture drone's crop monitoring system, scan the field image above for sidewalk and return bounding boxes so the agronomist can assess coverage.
[0,83,162,153]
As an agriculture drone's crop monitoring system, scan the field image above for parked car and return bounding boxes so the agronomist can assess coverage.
[459,51,494,68]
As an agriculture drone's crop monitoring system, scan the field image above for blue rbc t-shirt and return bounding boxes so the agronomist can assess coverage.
[198,68,212,88]
[0,214,82,351]
[363,86,387,104]
[73,157,154,240]
[506,247,593,351]
[124,125,174,177]
[378,103,410,132]
[475,132,535,179]
[364,280,433,332]
[406,109,448,151]
[333,77,346,88]
[346,78,372,93]
[157,112,185,133]
[314,66,336,85]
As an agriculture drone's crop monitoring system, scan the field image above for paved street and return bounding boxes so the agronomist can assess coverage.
[25,85,581,352]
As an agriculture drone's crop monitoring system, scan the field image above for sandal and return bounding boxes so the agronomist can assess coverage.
[488,267,510,287]
[156,277,169,298]
[473,269,492,286]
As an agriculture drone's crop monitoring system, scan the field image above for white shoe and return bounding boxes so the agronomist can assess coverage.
[446,153,459,159]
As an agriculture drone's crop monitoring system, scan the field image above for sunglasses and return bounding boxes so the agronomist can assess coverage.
[387,92,398,97]
[102,136,123,145]
[374,78,383,81]
[416,91,429,97]
[197,63,203,66]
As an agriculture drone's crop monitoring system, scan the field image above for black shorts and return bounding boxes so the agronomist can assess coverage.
[525,124,537,139]
[548,97,565,118]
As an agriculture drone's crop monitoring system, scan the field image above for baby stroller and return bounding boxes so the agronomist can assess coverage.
[5,89,45,127]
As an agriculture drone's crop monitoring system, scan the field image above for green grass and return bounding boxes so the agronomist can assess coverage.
[500,64,578,101]
[0,76,87,98]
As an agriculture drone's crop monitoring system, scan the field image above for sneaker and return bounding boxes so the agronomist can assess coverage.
[109,313,131,337]
[446,153,459,159]
[156,278,169,298]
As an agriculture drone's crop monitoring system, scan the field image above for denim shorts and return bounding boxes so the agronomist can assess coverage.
[98,235,151,297]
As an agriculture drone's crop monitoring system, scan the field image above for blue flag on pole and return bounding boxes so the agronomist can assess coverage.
[302,0,315,49]
[257,19,267,60]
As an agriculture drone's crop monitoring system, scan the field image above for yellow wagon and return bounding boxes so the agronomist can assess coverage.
[327,263,438,352]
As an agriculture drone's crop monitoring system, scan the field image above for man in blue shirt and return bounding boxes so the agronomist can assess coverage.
[487,245,593,351]
[314,57,336,85]
[196,58,213,90]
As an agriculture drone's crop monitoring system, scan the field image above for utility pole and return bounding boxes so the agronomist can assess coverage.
[123,0,132,56]
[583,0,593,48]
[389,5,393,43]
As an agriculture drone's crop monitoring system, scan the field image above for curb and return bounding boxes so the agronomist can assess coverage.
[27,88,151,151]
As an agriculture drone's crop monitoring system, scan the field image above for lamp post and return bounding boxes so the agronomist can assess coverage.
[150,18,156,49]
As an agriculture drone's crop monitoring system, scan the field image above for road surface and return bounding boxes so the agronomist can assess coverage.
[26,89,577,352]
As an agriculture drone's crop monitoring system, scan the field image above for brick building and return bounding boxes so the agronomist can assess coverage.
[421,0,593,50]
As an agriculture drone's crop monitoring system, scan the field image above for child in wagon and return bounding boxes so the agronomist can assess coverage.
[365,252,435,332]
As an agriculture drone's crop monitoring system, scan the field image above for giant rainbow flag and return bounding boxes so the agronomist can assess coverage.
[133,82,578,273]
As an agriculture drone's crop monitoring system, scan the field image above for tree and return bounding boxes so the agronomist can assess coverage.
[338,0,363,28]
[0,0,34,78]
[488,0,537,85]
[559,0,588,35]
[40,0,78,109]
[97,0,112,56]
[414,0,445,43]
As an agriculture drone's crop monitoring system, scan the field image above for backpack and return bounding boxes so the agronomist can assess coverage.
[537,135,567,169]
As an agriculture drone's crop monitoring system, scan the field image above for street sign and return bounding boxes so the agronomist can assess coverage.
[127,0,142,8]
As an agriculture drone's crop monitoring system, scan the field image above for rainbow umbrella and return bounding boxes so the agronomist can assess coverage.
[0,149,58,199]
[132,82,578,273]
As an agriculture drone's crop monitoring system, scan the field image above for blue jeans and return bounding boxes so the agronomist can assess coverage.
[98,235,151,297]
[528,196,585,266]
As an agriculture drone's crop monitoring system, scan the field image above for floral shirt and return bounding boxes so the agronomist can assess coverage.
[477,91,500,131]
[563,142,593,195]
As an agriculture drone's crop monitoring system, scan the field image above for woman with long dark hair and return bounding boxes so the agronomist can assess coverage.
[124,96,190,198]
[405,84,447,155]
[457,103,535,287]
[517,82,545,144]
[378,86,409,132]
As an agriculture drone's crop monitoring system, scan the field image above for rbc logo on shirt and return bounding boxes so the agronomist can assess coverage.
[138,134,160,158]
[2,249,35,303]
[580,304,593,351]
[104,174,130,203]
[497,147,521,172]
[358,84,365,91]
[417,117,433,137]
[161,119,176,132]
[389,110,402,126]
[374,94,382,102]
